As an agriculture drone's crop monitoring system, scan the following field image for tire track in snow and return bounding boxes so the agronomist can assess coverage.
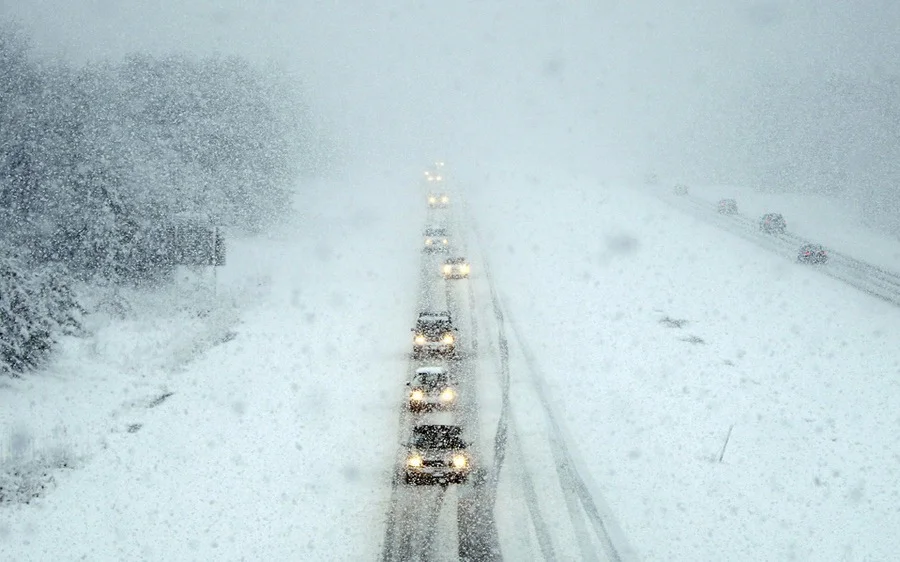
[505,312,628,562]
[468,201,633,561]
[453,207,502,561]
[468,213,558,561]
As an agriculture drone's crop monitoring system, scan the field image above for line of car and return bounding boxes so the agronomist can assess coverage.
[675,185,829,264]
[398,164,477,487]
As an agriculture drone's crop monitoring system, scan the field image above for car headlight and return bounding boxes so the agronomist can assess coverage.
[435,176,442,181]
[459,264,470,273]
[439,388,455,402]
[425,238,433,245]
[410,389,425,401]
[441,333,454,345]
[414,335,426,345]
[407,455,423,468]
[441,196,449,203]
[442,264,452,274]
[428,197,436,204]
[451,454,467,469]
[442,239,448,245]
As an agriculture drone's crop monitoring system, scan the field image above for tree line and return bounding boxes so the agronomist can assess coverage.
[1,22,326,375]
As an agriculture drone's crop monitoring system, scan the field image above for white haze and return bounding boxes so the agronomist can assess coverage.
[3,1,899,230]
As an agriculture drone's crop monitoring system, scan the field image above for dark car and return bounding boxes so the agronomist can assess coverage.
[797,243,828,264]
[403,425,471,485]
[412,311,457,357]
[406,367,457,411]
[717,199,738,214]
[759,213,787,234]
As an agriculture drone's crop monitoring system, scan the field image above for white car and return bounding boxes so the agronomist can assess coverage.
[442,257,470,279]
[423,227,450,253]
[428,193,450,208]
[412,311,457,357]
[406,367,458,411]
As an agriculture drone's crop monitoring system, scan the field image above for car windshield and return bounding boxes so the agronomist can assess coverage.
[417,321,452,336]
[413,372,449,387]
[424,228,446,236]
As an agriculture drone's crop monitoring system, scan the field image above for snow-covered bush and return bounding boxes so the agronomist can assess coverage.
[0,249,84,377]
[0,427,77,505]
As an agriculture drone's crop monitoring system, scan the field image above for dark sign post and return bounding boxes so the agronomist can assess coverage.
[167,224,225,267]
[170,224,225,302]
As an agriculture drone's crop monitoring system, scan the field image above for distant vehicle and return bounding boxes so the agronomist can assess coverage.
[759,213,787,234]
[406,367,457,412]
[428,193,450,208]
[403,424,471,485]
[717,199,738,215]
[797,243,828,264]
[442,257,470,279]
[412,311,457,357]
[423,227,450,253]
[673,184,689,196]
[423,162,446,184]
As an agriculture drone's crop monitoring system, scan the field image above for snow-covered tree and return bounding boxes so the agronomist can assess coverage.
[1,22,326,375]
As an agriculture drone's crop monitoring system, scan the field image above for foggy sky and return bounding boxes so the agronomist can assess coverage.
[3,1,899,213]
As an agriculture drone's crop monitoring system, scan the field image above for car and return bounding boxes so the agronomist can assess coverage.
[423,162,446,184]
[441,257,470,279]
[406,367,457,411]
[717,199,738,214]
[673,183,689,195]
[428,193,450,208]
[797,243,828,264]
[759,213,787,234]
[403,424,471,485]
[412,311,457,357]
[423,227,450,253]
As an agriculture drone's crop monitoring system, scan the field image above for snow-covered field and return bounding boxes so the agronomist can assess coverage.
[3,168,900,561]
[1,177,423,560]
[467,172,900,560]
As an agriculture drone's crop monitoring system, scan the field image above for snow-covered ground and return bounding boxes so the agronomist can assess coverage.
[1,177,423,560]
[466,172,900,560]
[4,168,900,561]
